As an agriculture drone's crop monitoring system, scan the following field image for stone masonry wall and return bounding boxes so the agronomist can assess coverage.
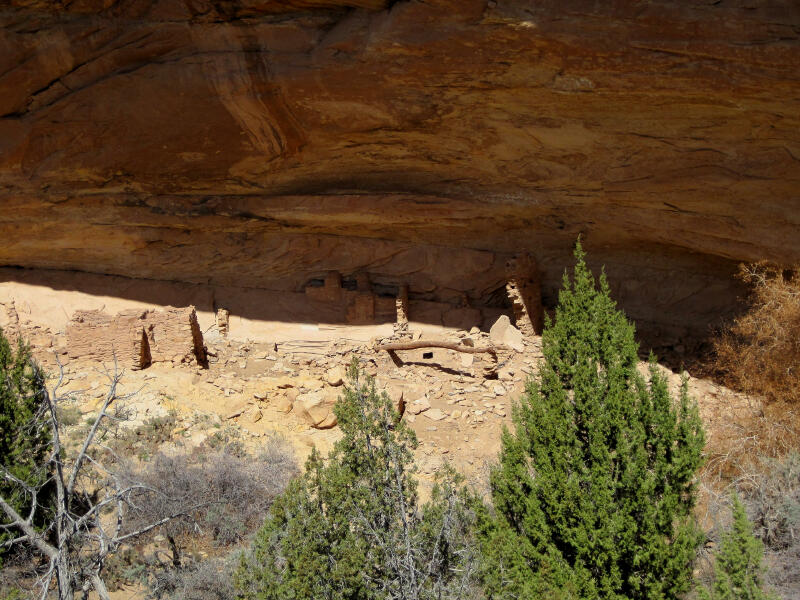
[66,306,206,369]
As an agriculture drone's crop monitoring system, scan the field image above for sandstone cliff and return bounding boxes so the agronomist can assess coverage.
[1,0,798,350]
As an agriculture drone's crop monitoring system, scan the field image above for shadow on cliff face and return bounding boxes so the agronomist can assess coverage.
[0,0,793,374]
[0,237,747,373]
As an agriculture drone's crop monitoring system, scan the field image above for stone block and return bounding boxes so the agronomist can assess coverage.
[295,389,339,429]
[489,315,525,353]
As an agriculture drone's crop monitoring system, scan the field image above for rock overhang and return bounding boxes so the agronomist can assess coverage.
[0,0,797,353]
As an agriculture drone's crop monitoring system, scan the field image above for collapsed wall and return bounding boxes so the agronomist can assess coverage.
[505,255,544,336]
[1,300,56,354]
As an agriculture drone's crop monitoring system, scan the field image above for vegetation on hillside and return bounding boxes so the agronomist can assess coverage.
[0,342,298,600]
[4,243,799,599]
[235,358,479,600]
[713,262,800,406]
[700,495,776,600]
[702,262,800,599]
[0,328,52,565]
[475,241,706,599]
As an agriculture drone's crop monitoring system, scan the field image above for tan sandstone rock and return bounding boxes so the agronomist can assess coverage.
[422,408,447,421]
[0,1,797,351]
[325,366,346,387]
[489,316,525,353]
[294,389,339,429]
[275,389,298,414]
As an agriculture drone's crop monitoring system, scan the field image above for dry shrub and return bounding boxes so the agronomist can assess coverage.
[147,555,237,600]
[702,262,800,485]
[699,453,800,600]
[713,261,800,404]
[701,399,800,488]
[122,434,298,565]
[701,264,800,597]
[116,437,298,599]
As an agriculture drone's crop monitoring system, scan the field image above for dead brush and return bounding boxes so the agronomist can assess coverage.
[702,261,800,484]
[713,261,800,405]
[701,399,800,490]
[699,262,800,597]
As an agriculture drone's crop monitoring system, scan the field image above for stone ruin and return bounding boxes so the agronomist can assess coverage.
[394,284,409,336]
[305,271,397,325]
[1,300,56,354]
[304,259,544,337]
[216,308,230,337]
[505,254,544,336]
[0,300,21,343]
[66,306,207,370]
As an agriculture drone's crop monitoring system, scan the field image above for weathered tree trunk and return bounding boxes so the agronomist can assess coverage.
[379,339,499,377]
[379,340,497,356]
[168,535,181,568]
[92,574,111,600]
[56,551,74,600]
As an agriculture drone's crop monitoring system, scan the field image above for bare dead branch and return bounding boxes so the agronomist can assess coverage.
[1,354,210,600]
[379,340,498,357]
[114,507,202,544]
[0,495,57,560]
[66,372,120,498]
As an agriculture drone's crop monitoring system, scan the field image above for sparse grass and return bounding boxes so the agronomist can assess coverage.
[0,587,25,600]
[108,410,181,461]
[204,424,242,451]
[55,404,82,427]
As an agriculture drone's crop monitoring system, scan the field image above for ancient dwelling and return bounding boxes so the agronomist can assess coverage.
[505,254,544,336]
[0,300,21,343]
[0,300,56,354]
[305,272,396,325]
[394,284,410,336]
[305,265,543,338]
[216,308,230,337]
[66,306,207,370]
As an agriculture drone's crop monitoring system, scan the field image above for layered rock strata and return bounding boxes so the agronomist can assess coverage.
[0,0,798,351]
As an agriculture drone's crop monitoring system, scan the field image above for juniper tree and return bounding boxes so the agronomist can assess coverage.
[1,359,199,600]
[700,495,776,600]
[235,358,479,600]
[477,241,705,600]
[0,328,52,564]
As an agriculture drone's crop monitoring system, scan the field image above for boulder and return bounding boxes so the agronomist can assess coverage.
[294,389,339,429]
[378,380,427,417]
[325,365,346,387]
[423,408,447,421]
[382,381,406,416]
[489,315,525,353]
[407,396,431,415]
[301,379,324,392]
[275,389,297,414]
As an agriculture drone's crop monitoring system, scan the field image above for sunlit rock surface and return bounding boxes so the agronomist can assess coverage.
[1,0,798,350]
